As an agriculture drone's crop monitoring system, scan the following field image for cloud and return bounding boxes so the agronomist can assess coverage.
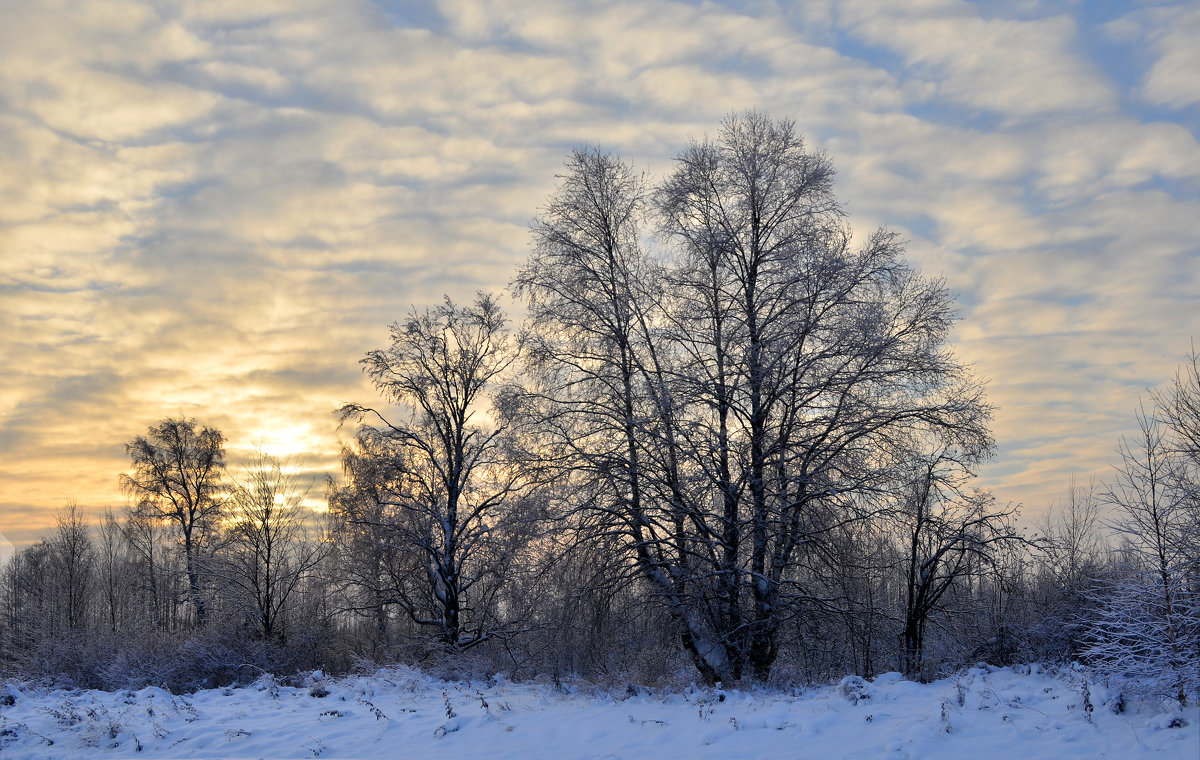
[1107,4,1200,109]
[835,0,1116,118]
[0,0,1196,546]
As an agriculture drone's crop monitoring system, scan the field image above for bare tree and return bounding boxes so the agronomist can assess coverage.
[893,452,1023,679]
[327,435,408,655]
[1088,396,1199,705]
[50,503,95,633]
[0,514,100,684]
[659,113,995,682]
[1151,348,1200,580]
[119,503,171,630]
[518,114,993,684]
[221,453,325,641]
[337,293,532,652]
[1039,477,1105,587]
[1027,477,1106,659]
[0,542,51,655]
[515,145,712,675]
[96,507,126,634]
[121,417,226,626]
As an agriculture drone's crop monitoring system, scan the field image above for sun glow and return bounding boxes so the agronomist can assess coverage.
[230,425,338,513]
[242,425,316,461]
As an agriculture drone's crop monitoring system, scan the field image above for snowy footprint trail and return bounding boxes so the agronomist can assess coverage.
[1,666,1196,759]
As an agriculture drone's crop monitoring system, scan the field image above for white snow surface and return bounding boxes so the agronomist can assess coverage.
[1,665,1196,759]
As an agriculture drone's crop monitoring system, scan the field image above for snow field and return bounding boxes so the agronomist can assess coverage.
[1,665,1196,759]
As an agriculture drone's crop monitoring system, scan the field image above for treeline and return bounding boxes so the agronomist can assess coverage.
[1,113,1196,702]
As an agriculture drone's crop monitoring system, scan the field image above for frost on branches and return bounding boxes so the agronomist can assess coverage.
[1084,353,1200,706]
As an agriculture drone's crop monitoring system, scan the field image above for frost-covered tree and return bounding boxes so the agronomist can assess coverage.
[1026,478,1106,660]
[1151,350,1200,582]
[517,113,993,684]
[49,503,96,633]
[121,417,226,626]
[893,451,1022,679]
[337,293,534,652]
[515,145,697,674]
[0,541,54,660]
[327,434,410,654]
[1085,368,1200,705]
[221,453,325,641]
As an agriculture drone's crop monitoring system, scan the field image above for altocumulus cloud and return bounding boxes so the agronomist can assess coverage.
[0,0,1197,546]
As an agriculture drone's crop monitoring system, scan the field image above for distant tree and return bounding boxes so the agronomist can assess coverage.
[0,541,51,656]
[121,417,226,626]
[893,450,1023,679]
[49,503,95,633]
[221,453,325,641]
[1087,393,1200,705]
[337,293,533,652]
[327,433,410,654]
[1150,349,1200,581]
[119,502,171,630]
[94,506,140,635]
[1026,477,1105,659]
[1039,477,1105,589]
[823,514,897,678]
[0,503,100,659]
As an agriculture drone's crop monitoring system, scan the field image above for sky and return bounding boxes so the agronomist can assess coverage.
[1,0,1198,551]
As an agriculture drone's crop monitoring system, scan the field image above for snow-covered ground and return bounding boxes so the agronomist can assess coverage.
[1,665,1196,759]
